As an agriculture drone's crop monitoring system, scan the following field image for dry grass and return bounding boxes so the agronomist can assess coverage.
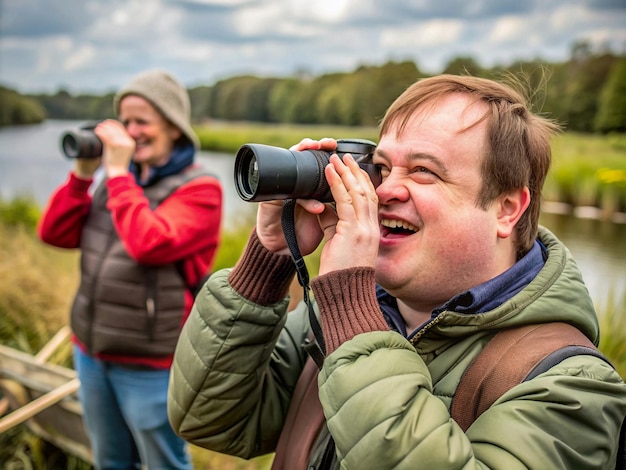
[598,289,626,379]
[190,448,273,470]
[0,221,274,469]
[0,224,78,363]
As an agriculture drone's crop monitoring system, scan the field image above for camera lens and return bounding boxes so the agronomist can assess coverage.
[59,124,103,159]
[235,144,327,202]
[62,134,80,158]
[247,155,260,195]
[234,139,378,202]
[236,148,261,200]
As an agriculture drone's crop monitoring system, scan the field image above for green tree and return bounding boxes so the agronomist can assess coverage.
[6,41,624,132]
[443,56,484,76]
[366,61,421,125]
[316,82,347,125]
[560,42,618,132]
[247,78,281,122]
[315,61,420,127]
[502,60,557,117]
[189,86,213,122]
[30,89,114,121]
[0,86,46,126]
[595,58,626,133]
[209,76,260,121]
[268,79,305,123]
[290,73,347,124]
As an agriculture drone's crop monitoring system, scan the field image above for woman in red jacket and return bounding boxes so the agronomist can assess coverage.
[38,69,222,469]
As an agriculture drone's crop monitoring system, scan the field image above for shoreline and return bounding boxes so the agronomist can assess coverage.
[542,201,626,225]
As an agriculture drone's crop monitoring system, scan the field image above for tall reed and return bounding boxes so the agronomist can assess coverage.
[546,133,626,216]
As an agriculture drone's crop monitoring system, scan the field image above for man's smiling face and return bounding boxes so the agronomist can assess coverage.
[373,93,507,313]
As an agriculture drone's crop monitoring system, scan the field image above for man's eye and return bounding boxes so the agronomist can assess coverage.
[415,166,436,176]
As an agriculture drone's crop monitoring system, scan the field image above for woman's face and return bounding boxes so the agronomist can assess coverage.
[118,95,182,166]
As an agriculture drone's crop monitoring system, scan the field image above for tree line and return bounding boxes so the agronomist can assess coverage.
[2,41,625,133]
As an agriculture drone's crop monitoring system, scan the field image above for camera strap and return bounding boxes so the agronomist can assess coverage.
[281,199,326,368]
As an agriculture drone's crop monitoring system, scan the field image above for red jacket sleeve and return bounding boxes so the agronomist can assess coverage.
[39,170,223,294]
[38,172,94,248]
[105,172,222,268]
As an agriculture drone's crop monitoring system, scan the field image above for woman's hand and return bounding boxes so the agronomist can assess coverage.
[74,157,102,180]
[94,119,135,179]
[256,138,337,256]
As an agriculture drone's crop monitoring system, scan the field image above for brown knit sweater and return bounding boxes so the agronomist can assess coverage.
[228,230,389,353]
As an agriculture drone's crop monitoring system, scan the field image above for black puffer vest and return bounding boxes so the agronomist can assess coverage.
[70,168,207,358]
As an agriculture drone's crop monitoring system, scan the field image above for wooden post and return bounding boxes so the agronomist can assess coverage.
[35,325,71,364]
[0,377,80,434]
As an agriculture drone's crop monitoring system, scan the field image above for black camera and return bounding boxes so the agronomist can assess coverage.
[60,122,102,159]
[234,138,380,202]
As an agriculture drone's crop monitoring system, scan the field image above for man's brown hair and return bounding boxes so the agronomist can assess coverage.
[379,74,561,258]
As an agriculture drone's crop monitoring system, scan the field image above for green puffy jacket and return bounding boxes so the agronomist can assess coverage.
[168,226,626,469]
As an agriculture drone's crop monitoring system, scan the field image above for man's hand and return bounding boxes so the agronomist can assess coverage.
[255,138,337,256]
[317,152,380,275]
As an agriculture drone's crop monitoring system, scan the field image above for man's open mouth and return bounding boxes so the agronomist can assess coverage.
[380,218,419,237]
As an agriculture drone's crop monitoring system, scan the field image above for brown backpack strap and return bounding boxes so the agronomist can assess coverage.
[272,357,325,470]
[450,322,598,432]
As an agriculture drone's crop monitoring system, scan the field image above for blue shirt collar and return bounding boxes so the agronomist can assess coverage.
[377,240,547,337]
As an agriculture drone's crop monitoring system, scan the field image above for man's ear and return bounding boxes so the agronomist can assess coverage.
[496,187,530,239]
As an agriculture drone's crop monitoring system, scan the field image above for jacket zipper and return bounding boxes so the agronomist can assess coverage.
[409,312,446,347]
[144,267,159,342]
[85,231,116,354]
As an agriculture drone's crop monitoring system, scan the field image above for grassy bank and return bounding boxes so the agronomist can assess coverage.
[544,133,626,217]
[195,121,379,154]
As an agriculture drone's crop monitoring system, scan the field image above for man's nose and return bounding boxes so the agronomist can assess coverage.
[376,172,410,204]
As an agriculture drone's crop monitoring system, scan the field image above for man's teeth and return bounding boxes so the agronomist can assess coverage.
[380,219,418,232]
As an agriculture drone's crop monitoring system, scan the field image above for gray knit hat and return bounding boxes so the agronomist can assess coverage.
[113,69,199,149]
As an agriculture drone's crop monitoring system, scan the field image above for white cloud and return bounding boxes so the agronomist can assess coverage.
[0,0,623,93]
[488,16,528,43]
[585,27,626,47]
[380,20,464,48]
[32,36,74,74]
[290,0,353,22]
[183,0,251,5]
[63,44,97,71]
[233,4,285,37]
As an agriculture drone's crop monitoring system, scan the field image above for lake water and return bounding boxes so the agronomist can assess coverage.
[1,120,624,310]
[0,119,252,224]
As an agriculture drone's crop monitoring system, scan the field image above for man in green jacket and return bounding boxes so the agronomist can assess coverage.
[167,74,626,469]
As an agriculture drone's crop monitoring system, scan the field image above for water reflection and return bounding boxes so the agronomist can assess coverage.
[540,212,625,311]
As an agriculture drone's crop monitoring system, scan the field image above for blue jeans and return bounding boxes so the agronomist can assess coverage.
[73,346,192,470]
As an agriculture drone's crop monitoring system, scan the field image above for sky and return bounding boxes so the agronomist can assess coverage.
[1,0,625,95]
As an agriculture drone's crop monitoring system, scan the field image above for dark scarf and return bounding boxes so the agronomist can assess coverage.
[130,141,195,187]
